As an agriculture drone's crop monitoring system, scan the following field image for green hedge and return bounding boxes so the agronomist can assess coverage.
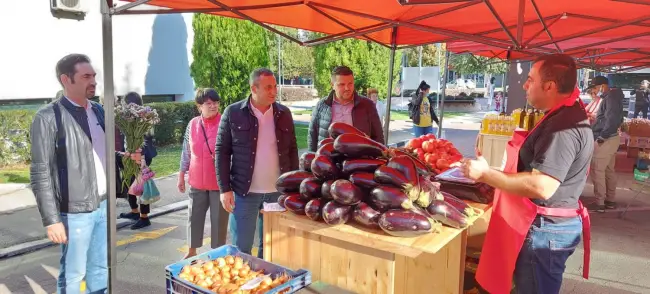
[0,101,198,167]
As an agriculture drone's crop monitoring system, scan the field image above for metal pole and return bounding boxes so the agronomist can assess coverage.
[101,0,117,292]
[436,43,442,115]
[418,46,423,81]
[278,34,282,102]
[383,27,398,143]
[437,50,451,139]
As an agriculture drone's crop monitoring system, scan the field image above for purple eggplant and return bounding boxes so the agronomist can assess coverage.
[378,209,435,237]
[413,176,439,208]
[277,193,291,208]
[373,165,410,188]
[331,179,363,206]
[305,198,326,221]
[311,155,340,180]
[440,191,477,217]
[276,171,313,193]
[349,172,379,190]
[328,122,368,139]
[284,194,308,215]
[333,134,387,159]
[426,199,469,229]
[342,159,387,175]
[299,152,316,172]
[316,142,336,158]
[322,201,352,225]
[387,155,419,187]
[388,148,433,175]
[321,180,335,200]
[353,202,381,229]
[369,185,413,212]
[299,177,322,200]
[318,138,334,148]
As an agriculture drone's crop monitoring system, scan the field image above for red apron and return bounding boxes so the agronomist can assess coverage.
[475,89,591,294]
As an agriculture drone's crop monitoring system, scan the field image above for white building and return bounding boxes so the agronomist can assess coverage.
[0,1,196,104]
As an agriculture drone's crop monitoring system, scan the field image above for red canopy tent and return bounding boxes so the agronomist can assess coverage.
[98,1,650,289]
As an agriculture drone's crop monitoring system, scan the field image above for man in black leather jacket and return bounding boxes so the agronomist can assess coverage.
[216,68,298,258]
[29,54,140,293]
[307,66,384,151]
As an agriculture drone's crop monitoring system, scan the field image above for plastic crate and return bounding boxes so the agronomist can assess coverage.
[634,168,649,182]
[165,245,311,294]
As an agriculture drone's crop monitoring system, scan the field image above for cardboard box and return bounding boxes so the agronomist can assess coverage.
[629,136,650,148]
[628,147,640,158]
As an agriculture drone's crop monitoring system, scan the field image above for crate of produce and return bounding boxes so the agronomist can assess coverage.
[165,245,311,294]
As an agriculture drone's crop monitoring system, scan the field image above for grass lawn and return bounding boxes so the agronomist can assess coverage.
[293,109,312,116]
[0,123,311,184]
[0,166,30,184]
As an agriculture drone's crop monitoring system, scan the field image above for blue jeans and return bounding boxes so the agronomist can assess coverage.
[229,192,280,258]
[514,216,582,294]
[58,200,108,294]
[413,125,434,137]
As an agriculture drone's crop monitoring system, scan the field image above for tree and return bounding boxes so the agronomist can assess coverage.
[313,38,402,99]
[266,28,315,79]
[404,44,442,67]
[190,15,270,109]
[449,53,507,75]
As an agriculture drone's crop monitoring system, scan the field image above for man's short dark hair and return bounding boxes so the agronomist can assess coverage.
[56,54,91,86]
[249,68,275,86]
[195,88,221,105]
[331,66,354,80]
[533,54,577,94]
[124,92,143,106]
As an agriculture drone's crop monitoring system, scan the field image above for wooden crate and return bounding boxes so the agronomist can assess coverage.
[477,133,511,169]
[263,211,481,294]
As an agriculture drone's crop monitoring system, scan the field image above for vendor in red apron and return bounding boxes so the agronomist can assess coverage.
[460,54,593,294]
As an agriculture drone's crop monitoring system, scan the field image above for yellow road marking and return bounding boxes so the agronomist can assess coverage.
[177,237,212,253]
[116,226,177,247]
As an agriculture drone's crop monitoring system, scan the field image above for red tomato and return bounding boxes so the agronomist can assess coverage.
[421,141,433,153]
[425,154,438,166]
[406,138,422,150]
[436,158,451,171]
[414,148,425,160]
[450,154,463,163]
[424,134,436,141]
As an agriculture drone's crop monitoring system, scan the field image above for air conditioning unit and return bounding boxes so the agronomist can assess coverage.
[50,0,87,21]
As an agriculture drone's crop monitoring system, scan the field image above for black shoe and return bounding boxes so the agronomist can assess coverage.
[130,218,151,230]
[120,212,139,220]
[587,203,605,213]
[605,201,617,209]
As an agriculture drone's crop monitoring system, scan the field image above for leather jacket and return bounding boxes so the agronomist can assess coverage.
[307,91,385,152]
[29,99,109,227]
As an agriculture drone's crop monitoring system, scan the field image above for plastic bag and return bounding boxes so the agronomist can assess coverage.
[140,178,160,205]
[435,167,494,204]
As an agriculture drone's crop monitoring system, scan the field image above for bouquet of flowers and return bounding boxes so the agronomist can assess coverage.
[115,101,160,188]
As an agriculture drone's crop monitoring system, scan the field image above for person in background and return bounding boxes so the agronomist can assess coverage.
[585,87,603,125]
[30,54,140,293]
[307,66,384,151]
[630,80,649,118]
[487,76,496,110]
[118,92,157,229]
[589,75,625,212]
[178,88,228,259]
[408,80,439,137]
[367,88,386,127]
[216,68,299,258]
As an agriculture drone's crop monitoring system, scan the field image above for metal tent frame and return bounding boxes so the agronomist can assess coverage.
[99,0,650,291]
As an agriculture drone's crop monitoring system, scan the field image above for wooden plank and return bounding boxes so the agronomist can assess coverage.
[276,212,465,257]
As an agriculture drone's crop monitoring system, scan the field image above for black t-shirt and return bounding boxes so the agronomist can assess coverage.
[517,102,594,214]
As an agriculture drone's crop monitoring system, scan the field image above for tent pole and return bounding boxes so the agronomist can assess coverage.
[437,50,451,139]
[383,27,398,143]
[101,0,118,292]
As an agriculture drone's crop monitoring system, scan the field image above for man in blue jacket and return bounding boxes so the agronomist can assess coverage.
[588,76,624,212]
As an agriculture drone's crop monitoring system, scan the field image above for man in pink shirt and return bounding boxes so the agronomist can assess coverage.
[216,68,299,258]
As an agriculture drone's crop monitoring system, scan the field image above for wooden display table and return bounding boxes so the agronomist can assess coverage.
[263,204,488,294]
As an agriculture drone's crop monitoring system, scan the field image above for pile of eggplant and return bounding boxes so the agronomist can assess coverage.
[275,122,478,238]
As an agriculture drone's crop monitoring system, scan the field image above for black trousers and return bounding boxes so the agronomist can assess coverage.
[634,104,649,119]
[127,194,150,214]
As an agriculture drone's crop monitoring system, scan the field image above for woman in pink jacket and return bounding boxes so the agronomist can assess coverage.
[177,88,228,259]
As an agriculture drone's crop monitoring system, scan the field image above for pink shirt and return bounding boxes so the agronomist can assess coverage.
[249,103,281,193]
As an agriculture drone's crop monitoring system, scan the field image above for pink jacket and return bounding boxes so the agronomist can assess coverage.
[181,115,221,191]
